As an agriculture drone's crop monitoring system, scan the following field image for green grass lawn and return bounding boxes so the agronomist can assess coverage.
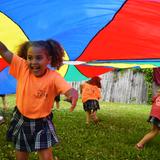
[0,95,160,160]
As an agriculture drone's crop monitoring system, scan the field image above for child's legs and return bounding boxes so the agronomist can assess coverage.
[16,150,29,160]
[38,147,53,160]
[86,111,91,124]
[92,110,98,120]
[2,96,7,110]
[137,124,160,147]
[56,101,60,109]
[54,95,60,109]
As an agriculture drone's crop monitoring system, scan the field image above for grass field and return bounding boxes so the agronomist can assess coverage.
[0,95,160,160]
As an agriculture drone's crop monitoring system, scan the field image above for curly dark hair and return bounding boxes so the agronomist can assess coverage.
[17,39,64,70]
[87,76,102,88]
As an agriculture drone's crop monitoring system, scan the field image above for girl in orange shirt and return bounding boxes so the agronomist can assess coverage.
[80,76,101,125]
[136,89,160,150]
[0,40,78,160]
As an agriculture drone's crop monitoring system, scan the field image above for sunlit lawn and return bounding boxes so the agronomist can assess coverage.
[0,95,160,160]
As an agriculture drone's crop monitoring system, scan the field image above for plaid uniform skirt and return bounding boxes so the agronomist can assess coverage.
[6,107,59,152]
[83,100,100,112]
[0,94,5,97]
[148,116,160,128]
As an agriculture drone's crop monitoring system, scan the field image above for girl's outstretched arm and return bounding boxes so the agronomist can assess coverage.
[64,88,78,112]
[0,41,13,64]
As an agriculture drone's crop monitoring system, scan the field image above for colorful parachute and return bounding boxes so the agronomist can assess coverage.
[0,0,160,94]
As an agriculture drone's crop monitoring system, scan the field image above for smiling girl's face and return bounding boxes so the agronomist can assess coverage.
[27,46,51,77]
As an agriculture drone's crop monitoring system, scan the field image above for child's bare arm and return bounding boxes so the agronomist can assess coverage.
[0,41,13,64]
[64,88,78,112]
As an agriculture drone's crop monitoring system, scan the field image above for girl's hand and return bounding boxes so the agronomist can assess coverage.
[70,106,75,112]
[0,41,13,64]
[64,88,78,112]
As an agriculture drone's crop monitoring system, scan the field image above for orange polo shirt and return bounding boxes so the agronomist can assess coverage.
[81,82,101,103]
[9,55,71,119]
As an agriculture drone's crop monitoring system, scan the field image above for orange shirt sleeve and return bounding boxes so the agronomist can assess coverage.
[54,73,72,95]
[9,55,27,79]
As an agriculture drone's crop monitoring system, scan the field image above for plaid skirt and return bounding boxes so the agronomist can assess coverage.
[83,100,100,112]
[0,94,5,97]
[148,116,160,128]
[6,107,59,152]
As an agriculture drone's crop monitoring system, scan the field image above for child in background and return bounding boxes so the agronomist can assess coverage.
[80,76,101,125]
[136,89,160,150]
[0,94,7,125]
[0,94,8,111]
[0,40,78,160]
[54,95,60,109]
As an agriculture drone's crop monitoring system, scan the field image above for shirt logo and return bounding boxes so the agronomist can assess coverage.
[34,90,48,98]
